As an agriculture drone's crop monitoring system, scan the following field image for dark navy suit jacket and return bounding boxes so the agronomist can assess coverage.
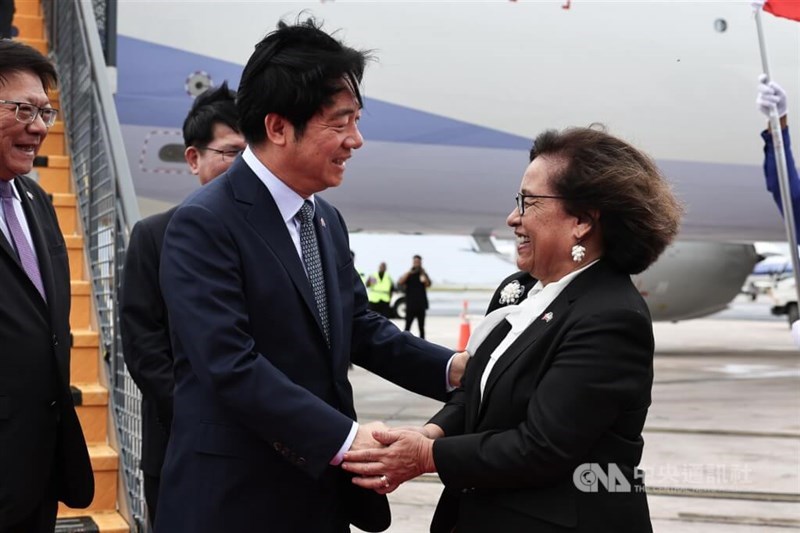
[155,157,452,532]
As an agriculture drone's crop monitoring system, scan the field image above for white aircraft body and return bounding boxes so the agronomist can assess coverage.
[112,1,800,321]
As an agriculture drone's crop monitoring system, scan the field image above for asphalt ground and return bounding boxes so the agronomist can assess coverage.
[351,294,800,532]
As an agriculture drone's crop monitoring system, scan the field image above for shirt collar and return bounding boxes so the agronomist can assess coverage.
[527,258,601,300]
[242,146,314,222]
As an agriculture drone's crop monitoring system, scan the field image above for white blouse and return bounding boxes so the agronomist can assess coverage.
[469,260,600,401]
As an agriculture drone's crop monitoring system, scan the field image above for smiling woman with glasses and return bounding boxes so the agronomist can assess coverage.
[342,126,684,533]
[0,99,59,127]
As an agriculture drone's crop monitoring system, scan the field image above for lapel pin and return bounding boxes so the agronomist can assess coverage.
[320,218,326,228]
[26,191,34,200]
[542,311,553,323]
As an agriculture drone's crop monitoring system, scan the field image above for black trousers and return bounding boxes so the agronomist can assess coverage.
[2,495,57,533]
[404,309,426,339]
[144,473,161,527]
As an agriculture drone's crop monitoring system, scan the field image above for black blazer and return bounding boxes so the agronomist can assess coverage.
[154,158,453,533]
[429,260,653,533]
[120,206,178,476]
[0,176,93,528]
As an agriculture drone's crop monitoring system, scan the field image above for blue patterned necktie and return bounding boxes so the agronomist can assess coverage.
[297,200,330,345]
[0,180,46,302]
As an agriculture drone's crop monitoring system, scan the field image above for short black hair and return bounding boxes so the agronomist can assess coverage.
[0,39,57,92]
[182,81,239,148]
[237,17,372,144]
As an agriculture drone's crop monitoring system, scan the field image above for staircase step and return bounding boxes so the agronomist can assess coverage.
[70,280,92,330]
[52,193,77,235]
[71,330,99,384]
[32,146,71,192]
[66,234,85,279]
[58,444,118,514]
[72,383,107,445]
[57,511,129,533]
[41,127,65,156]
[36,166,72,193]
[14,1,41,17]
[18,37,47,55]
[11,13,44,39]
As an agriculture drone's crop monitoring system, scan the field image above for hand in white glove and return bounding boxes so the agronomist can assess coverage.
[751,0,766,13]
[757,74,788,118]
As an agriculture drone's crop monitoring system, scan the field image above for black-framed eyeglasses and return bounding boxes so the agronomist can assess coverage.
[201,147,243,162]
[515,192,566,216]
[0,99,59,128]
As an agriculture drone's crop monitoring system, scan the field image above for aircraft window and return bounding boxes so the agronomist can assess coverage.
[186,71,213,97]
[714,18,727,32]
[158,144,187,163]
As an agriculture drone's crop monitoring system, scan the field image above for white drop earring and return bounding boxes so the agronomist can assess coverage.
[571,243,586,263]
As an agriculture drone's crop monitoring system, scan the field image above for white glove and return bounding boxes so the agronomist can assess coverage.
[751,0,766,13]
[757,74,788,118]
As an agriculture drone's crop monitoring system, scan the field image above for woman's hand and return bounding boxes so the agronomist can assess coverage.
[341,428,436,494]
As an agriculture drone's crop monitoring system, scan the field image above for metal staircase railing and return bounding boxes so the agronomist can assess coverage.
[43,0,146,530]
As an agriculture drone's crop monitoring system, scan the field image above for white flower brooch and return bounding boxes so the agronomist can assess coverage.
[498,280,524,305]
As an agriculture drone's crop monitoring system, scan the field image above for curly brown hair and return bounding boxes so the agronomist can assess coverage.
[530,126,683,274]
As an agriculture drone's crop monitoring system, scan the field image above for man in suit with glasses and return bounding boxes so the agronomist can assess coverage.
[0,39,94,533]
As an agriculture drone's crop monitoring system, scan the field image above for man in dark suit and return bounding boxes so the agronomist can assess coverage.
[155,19,467,532]
[119,82,244,526]
[0,39,93,532]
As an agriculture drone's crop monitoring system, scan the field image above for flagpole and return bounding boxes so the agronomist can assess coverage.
[755,9,800,306]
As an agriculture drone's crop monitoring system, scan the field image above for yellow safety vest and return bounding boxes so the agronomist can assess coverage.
[367,273,393,303]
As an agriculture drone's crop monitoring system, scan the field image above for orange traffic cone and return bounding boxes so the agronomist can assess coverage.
[457,300,471,351]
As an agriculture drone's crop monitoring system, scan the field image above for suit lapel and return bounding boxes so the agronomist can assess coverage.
[476,285,571,422]
[476,260,614,422]
[228,160,322,337]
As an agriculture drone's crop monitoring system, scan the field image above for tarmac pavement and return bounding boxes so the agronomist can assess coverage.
[351,296,800,532]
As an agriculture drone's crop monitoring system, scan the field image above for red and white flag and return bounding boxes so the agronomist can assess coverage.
[763,0,800,22]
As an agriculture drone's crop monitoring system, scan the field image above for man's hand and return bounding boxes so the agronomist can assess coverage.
[448,351,469,388]
[757,74,788,119]
[350,421,390,452]
[342,429,435,494]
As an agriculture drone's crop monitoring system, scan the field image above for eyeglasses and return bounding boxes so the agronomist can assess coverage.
[201,147,243,162]
[0,100,59,128]
[515,192,566,216]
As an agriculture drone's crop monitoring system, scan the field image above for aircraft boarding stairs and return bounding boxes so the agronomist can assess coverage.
[12,2,129,531]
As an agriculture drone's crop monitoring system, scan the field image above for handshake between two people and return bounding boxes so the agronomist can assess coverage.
[342,421,446,495]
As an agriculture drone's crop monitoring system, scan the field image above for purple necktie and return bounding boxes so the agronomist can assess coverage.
[0,180,47,302]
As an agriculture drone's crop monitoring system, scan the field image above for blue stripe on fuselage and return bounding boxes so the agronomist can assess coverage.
[115,35,530,150]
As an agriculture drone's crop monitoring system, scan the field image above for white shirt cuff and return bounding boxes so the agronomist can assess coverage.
[445,352,457,392]
[330,421,359,465]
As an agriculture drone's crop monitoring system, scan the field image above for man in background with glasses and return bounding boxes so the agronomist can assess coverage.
[119,81,245,527]
[0,39,94,533]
